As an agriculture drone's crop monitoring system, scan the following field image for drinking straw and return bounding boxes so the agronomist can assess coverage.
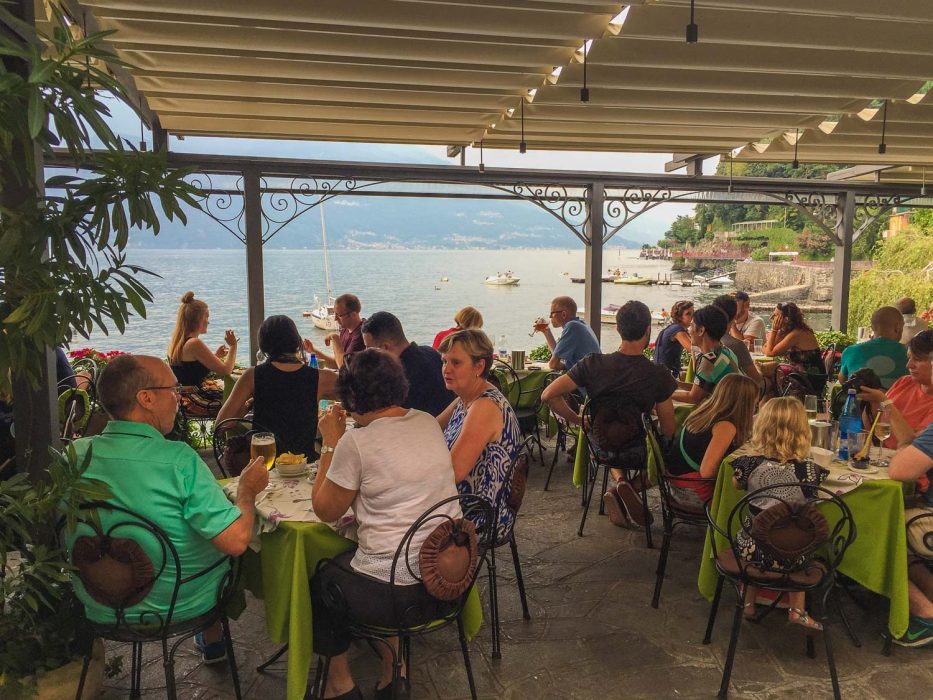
[854,410,881,460]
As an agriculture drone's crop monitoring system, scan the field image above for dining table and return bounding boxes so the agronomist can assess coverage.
[223,470,483,700]
[697,449,911,638]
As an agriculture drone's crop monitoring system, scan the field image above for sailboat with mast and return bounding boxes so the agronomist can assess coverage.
[304,204,338,330]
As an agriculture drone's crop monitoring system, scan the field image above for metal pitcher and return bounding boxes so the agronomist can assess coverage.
[810,420,833,450]
[510,350,526,370]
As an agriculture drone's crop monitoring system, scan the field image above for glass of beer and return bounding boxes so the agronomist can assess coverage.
[804,395,818,422]
[529,317,548,337]
[251,432,277,471]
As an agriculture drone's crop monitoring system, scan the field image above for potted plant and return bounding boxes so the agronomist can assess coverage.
[0,4,202,473]
[0,444,112,698]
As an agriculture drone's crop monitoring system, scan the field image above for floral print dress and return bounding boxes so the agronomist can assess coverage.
[444,387,522,541]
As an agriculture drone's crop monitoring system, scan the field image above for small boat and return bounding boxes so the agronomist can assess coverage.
[303,204,338,329]
[582,304,625,324]
[652,311,669,325]
[614,274,652,285]
[484,271,520,286]
[440,276,449,282]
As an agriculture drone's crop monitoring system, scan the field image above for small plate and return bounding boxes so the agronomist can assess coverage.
[847,462,879,475]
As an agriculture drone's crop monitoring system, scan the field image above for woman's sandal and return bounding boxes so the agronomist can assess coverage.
[788,607,823,632]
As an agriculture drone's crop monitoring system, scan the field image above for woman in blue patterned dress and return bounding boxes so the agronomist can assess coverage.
[437,330,522,539]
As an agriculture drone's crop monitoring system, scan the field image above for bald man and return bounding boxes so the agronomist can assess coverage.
[538,295,602,371]
[839,306,909,389]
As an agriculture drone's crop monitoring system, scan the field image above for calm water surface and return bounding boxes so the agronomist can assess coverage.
[84,248,825,358]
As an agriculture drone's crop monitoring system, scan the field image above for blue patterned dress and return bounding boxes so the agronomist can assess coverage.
[444,387,522,540]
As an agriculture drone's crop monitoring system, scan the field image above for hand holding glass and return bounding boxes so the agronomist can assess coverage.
[250,432,277,471]
[529,317,548,337]
[873,408,892,465]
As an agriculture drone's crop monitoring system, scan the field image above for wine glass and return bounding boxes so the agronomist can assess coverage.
[528,317,548,337]
[873,407,892,465]
[803,395,818,422]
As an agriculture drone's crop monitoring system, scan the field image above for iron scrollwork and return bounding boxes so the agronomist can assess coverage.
[603,188,674,243]
[261,177,372,243]
[186,172,246,243]
[494,184,590,243]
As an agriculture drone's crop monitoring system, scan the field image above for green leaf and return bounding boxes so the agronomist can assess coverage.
[26,87,44,139]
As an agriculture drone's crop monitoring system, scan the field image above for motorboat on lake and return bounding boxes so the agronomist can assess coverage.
[484,271,520,286]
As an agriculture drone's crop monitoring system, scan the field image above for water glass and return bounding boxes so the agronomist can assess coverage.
[753,338,764,354]
[804,395,818,422]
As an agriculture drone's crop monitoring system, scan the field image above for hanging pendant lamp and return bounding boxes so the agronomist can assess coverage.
[792,129,800,170]
[686,0,698,43]
[519,99,527,154]
[580,43,590,102]
[479,140,485,173]
[878,100,888,154]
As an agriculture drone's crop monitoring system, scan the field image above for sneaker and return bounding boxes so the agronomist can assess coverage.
[602,490,631,527]
[194,631,228,664]
[894,616,933,648]
[615,480,652,527]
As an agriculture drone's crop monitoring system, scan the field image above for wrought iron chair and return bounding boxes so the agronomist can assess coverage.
[883,508,933,654]
[58,379,93,442]
[577,395,653,547]
[65,501,242,700]
[647,416,716,609]
[311,494,495,700]
[493,359,545,463]
[702,483,856,700]
[212,418,275,478]
[541,371,580,491]
[481,435,535,659]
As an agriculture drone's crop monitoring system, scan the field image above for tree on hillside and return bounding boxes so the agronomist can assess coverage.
[664,214,703,246]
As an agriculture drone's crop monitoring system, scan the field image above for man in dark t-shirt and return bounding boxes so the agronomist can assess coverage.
[362,312,455,417]
[542,300,676,528]
[306,293,365,369]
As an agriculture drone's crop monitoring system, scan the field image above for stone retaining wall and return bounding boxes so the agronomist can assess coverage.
[734,261,869,304]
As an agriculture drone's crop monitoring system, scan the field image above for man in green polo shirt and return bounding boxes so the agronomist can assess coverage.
[67,354,267,661]
[839,306,909,389]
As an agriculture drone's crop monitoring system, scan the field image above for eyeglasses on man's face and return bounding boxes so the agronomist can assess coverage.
[139,384,183,397]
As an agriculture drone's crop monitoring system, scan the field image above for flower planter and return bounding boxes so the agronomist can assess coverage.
[34,639,104,700]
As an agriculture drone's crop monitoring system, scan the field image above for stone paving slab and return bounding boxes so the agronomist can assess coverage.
[96,440,933,699]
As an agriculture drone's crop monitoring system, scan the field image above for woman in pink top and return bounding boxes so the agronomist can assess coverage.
[859,331,933,448]
[432,306,483,350]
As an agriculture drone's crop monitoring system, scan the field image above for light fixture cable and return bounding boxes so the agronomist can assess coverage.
[792,128,799,170]
[878,100,888,154]
[519,98,527,154]
[686,0,698,43]
[581,41,590,102]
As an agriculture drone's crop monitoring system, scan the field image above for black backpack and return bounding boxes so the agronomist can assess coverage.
[830,368,883,421]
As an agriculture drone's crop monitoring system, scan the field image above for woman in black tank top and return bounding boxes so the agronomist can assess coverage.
[217,315,338,460]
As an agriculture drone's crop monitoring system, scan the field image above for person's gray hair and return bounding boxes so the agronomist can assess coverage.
[97,354,155,420]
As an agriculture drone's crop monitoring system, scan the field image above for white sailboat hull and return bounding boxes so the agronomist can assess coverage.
[484,276,520,286]
[310,309,338,331]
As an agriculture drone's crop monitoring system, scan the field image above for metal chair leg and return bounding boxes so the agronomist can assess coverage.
[640,472,653,549]
[220,616,243,700]
[256,643,289,672]
[510,535,531,620]
[533,420,545,464]
[832,591,861,648]
[651,530,672,609]
[74,654,91,700]
[457,614,478,700]
[703,575,725,644]
[162,638,178,700]
[598,463,610,516]
[578,465,600,536]
[824,622,841,700]
[487,548,501,659]
[717,597,745,699]
[129,641,143,699]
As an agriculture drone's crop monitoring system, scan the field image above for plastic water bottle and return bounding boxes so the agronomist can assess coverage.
[837,388,860,460]
[497,334,508,358]
[308,353,319,369]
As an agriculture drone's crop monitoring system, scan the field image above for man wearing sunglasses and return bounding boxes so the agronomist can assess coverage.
[305,293,365,369]
[66,354,268,662]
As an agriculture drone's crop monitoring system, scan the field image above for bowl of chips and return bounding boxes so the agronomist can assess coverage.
[275,452,309,477]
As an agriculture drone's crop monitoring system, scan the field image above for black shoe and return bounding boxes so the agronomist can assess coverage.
[374,677,411,700]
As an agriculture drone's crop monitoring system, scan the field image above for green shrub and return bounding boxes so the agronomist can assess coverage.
[815,329,856,351]
[528,343,552,362]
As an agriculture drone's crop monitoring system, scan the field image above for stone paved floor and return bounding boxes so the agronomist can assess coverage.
[99,439,933,699]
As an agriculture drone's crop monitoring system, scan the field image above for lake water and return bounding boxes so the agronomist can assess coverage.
[82,248,814,358]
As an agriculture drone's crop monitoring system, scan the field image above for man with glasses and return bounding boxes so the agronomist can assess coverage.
[538,295,601,371]
[67,354,268,662]
[306,293,365,369]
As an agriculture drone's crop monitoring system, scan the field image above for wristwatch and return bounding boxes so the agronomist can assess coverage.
[320,445,336,455]
[879,399,894,409]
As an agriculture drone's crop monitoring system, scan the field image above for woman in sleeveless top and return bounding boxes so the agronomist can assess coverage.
[664,374,758,504]
[653,300,694,377]
[437,330,522,539]
[167,291,239,386]
[218,315,337,459]
[760,302,823,398]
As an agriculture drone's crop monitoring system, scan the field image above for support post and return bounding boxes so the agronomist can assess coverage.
[831,191,855,333]
[3,0,59,478]
[243,167,264,365]
[584,183,604,341]
[151,116,167,153]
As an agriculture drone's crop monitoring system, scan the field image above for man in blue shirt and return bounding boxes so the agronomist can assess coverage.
[889,421,933,646]
[539,296,601,371]
[839,306,908,389]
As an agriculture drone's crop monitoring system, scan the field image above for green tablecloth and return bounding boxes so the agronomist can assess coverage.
[697,458,910,638]
[570,403,694,488]
[240,521,483,700]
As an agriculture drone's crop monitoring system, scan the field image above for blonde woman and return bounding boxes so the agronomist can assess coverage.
[731,397,826,630]
[432,306,484,350]
[167,291,238,386]
[664,374,758,503]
